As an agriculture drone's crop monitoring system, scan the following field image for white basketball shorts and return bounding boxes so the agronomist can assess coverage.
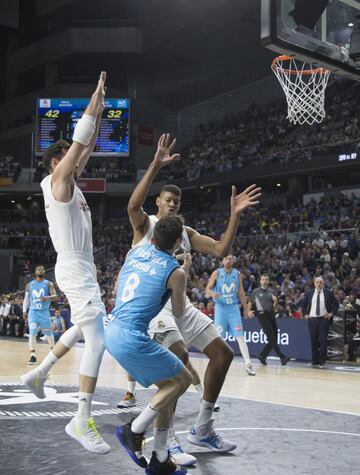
[55,251,106,327]
[149,297,220,352]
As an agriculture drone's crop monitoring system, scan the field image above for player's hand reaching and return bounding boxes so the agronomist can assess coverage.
[93,71,107,112]
[94,71,107,97]
[230,184,262,216]
[152,134,180,169]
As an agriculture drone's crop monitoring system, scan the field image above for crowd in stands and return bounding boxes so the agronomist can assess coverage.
[0,153,21,183]
[159,79,360,182]
[70,193,360,321]
[1,193,359,351]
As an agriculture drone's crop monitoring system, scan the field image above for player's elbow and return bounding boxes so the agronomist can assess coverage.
[217,248,228,258]
[127,194,142,211]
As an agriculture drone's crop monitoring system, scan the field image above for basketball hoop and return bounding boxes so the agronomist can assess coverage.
[271,55,331,126]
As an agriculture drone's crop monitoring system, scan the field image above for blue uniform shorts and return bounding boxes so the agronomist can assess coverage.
[214,303,244,338]
[28,311,53,336]
[104,321,185,388]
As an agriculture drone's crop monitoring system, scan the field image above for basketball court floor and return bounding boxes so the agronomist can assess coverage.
[1,338,359,474]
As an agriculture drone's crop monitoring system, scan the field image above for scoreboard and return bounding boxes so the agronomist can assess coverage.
[35,98,129,156]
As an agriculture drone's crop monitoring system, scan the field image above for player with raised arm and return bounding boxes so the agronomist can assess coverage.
[23,265,58,364]
[21,72,111,454]
[124,133,261,458]
[106,216,191,475]
[206,255,256,376]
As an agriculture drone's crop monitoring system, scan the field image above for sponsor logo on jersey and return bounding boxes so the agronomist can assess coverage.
[78,200,90,212]
[32,288,45,301]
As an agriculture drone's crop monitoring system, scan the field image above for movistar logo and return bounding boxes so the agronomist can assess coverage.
[222,283,235,294]
[32,288,45,301]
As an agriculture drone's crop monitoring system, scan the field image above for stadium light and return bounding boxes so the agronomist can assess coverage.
[349,22,354,27]
[276,183,281,187]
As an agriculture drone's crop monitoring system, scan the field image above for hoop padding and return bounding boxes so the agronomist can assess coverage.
[272,55,330,126]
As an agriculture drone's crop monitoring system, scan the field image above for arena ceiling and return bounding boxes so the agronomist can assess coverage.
[14,0,276,109]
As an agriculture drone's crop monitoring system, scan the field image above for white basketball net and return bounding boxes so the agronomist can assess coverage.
[272,56,330,126]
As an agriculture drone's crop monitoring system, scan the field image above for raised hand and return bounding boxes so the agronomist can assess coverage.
[153,133,180,169]
[95,71,107,97]
[230,184,262,216]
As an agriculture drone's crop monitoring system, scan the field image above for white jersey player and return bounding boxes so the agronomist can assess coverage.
[124,133,262,459]
[21,72,110,455]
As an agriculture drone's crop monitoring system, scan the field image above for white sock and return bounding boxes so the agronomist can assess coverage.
[168,410,175,436]
[29,335,37,352]
[131,405,158,434]
[237,336,251,365]
[195,400,215,428]
[194,383,204,395]
[154,428,169,462]
[36,351,58,376]
[128,380,136,395]
[77,391,93,422]
[46,335,55,349]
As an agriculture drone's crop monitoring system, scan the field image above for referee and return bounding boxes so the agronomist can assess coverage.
[248,273,290,366]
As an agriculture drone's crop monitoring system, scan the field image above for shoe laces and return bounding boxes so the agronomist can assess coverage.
[203,419,223,447]
[35,370,47,385]
[134,431,145,453]
[87,418,103,444]
[168,434,184,454]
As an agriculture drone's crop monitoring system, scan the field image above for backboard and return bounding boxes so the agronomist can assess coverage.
[261,0,360,80]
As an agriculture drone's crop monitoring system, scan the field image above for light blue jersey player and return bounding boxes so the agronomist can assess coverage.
[207,255,256,376]
[52,308,66,342]
[23,265,57,365]
[105,216,191,475]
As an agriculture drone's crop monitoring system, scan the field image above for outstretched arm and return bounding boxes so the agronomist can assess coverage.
[187,184,262,257]
[51,72,107,201]
[76,102,105,177]
[128,133,180,244]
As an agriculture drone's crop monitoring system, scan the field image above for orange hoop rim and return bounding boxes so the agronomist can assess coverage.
[271,55,330,76]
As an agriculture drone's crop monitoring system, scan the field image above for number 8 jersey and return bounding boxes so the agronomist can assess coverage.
[113,244,179,333]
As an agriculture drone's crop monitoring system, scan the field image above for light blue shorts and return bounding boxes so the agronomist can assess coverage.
[28,311,53,336]
[104,321,185,388]
[214,303,244,338]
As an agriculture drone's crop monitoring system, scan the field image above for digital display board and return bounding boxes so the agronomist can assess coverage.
[35,98,129,156]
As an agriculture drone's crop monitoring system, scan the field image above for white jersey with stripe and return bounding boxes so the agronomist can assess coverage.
[134,214,212,342]
[41,174,93,255]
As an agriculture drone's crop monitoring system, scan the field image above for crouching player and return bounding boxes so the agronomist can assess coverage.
[105,216,192,475]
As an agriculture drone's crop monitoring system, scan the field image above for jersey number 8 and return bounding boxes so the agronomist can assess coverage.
[121,273,140,303]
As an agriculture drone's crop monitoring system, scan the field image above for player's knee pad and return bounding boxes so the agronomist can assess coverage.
[79,316,105,378]
[59,324,83,348]
[72,114,96,145]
